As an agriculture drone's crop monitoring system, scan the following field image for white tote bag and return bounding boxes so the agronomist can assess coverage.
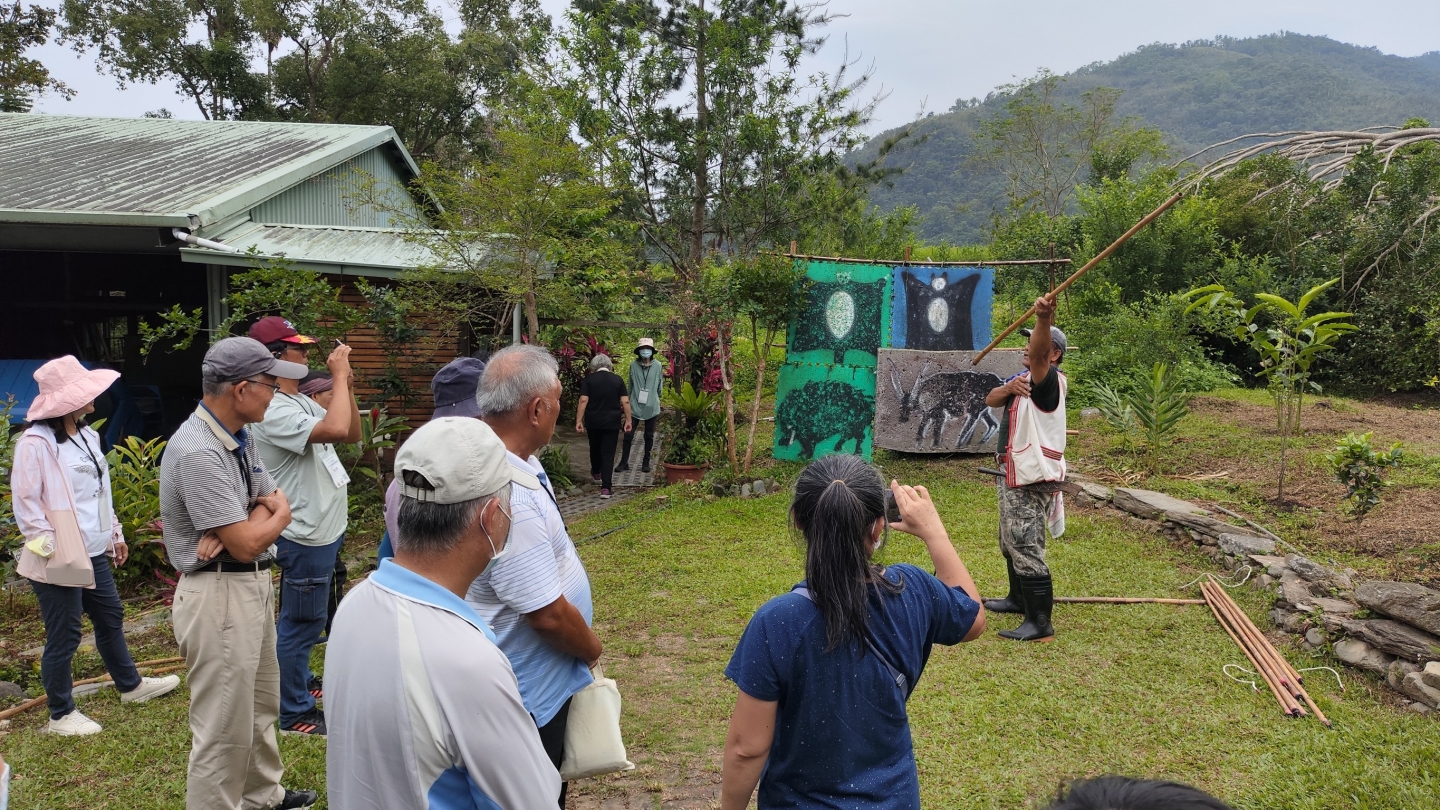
[559,665,636,781]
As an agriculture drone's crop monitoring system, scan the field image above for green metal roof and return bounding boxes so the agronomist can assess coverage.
[0,114,421,229]
[180,222,448,278]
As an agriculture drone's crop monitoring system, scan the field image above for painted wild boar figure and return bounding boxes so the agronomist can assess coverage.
[776,380,874,459]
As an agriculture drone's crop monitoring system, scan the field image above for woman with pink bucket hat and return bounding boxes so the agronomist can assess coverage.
[10,356,181,736]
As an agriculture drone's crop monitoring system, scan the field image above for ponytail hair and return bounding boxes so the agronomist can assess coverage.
[790,454,902,651]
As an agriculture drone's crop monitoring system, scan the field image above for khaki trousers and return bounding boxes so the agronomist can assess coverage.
[173,568,285,810]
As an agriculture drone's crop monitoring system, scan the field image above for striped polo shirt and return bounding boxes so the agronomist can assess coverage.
[160,403,277,573]
[465,452,593,726]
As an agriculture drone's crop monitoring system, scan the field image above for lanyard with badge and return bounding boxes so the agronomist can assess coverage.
[66,431,112,531]
[635,362,653,406]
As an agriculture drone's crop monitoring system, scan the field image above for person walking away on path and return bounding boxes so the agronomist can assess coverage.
[160,337,318,810]
[248,316,361,736]
[982,295,1068,642]
[720,455,986,810]
[325,417,561,810]
[11,356,181,736]
[615,338,663,474]
[377,356,488,561]
[297,371,348,639]
[475,344,603,808]
[575,354,631,499]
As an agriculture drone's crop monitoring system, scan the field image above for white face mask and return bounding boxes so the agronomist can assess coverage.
[479,498,513,575]
[639,349,654,360]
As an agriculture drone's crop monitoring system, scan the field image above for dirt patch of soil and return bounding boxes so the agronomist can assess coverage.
[569,751,721,810]
[1189,395,1440,455]
[1076,394,1440,587]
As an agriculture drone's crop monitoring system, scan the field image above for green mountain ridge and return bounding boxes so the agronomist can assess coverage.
[854,33,1440,244]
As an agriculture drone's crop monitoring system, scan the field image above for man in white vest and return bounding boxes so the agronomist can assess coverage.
[982,295,1067,642]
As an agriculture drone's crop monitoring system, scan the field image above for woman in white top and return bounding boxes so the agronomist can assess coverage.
[10,356,181,736]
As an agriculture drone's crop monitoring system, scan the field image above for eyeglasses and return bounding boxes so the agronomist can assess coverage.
[241,378,281,393]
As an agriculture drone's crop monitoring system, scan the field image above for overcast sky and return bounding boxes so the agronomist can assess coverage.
[27,0,1440,136]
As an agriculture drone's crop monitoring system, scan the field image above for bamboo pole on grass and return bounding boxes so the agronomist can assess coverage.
[1202,581,1300,717]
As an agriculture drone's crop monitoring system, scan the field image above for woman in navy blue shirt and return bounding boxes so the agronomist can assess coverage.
[722,455,986,809]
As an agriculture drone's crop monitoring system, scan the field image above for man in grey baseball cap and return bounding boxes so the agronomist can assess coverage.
[160,336,317,810]
[324,417,561,810]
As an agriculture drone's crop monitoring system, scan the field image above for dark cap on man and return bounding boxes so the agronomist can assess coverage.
[1019,325,1067,359]
[431,357,487,418]
[249,315,318,346]
[202,337,310,383]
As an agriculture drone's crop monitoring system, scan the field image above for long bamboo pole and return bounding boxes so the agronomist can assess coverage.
[973,192,1186,364]
[1054,596,1207,605]
[1201,582,1294,717]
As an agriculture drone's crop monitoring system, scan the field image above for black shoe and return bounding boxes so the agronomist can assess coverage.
[307,675,323,701]
[280,708,326,736]
[998,574,1055,642]
[615,460,631,473]
[275,788,319,809]
[640,457,652,473]
[982,558,1025,614]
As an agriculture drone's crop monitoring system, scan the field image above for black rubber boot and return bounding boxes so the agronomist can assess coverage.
[998,574,1055,642]
[982,558,1024,614]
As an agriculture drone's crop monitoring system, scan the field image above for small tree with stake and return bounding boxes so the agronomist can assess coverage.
[1184,278,1356,503]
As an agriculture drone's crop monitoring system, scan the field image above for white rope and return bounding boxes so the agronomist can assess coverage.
[1181,565,1253,591]
[1299,666,1346,692]
[1223,664,1260,692]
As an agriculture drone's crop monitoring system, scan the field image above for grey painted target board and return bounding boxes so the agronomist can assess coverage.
[874,348,1027,454]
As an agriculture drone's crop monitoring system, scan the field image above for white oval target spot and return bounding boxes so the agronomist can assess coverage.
[826,291,855,339]
[927,298,949,333]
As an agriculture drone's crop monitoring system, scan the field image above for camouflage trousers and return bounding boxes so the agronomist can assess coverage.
[998,478,1055,577]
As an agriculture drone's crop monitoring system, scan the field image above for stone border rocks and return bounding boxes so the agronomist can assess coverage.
[1075,479,1440,714]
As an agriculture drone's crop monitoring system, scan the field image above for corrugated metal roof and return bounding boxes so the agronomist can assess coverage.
[0,114,421,228]
[179,223,443,278]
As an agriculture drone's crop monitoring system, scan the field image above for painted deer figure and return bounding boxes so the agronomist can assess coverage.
[888,359,1003,449]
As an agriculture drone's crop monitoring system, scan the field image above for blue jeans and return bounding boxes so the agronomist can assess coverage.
[29,554,141,720]
[275,534,342,726]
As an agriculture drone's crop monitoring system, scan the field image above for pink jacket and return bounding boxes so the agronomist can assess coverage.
[11,424,123,586]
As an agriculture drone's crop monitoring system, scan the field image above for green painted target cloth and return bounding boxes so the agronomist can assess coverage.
[787,261,891,368]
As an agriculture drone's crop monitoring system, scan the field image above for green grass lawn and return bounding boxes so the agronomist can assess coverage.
[3,450,1437,808]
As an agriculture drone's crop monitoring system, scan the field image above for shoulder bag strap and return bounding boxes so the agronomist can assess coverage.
[792,586,909,696]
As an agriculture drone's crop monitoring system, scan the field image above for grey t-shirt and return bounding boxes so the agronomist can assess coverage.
[252,392,348,546]
[160,405,277,573]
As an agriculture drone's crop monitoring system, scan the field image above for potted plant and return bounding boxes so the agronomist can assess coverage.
[660,382,724,484]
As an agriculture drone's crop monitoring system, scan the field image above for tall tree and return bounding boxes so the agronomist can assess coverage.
[564,0,875,289]
[1,1,73,112]
[61,0,546,159]
[62,0,270,120]
[974,70,1165,219]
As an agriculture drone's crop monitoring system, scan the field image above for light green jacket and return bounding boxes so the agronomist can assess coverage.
[627,358,664,421]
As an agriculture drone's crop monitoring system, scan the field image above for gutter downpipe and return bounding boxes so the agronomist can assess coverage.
[172,228,242,254]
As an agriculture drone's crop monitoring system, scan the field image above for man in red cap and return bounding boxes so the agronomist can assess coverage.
[248,316,362,736]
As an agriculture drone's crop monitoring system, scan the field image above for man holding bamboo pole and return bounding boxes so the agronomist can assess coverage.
[981,295,1067,642]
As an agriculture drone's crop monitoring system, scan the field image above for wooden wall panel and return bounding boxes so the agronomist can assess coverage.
[326,275,459,433]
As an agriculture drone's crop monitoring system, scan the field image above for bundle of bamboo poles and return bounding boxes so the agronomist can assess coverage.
[1200,577,1330,727]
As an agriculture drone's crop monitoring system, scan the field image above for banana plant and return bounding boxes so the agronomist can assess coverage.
[1185,278,1356,502]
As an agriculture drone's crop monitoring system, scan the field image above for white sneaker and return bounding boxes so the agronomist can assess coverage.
[48,710,102,736]
[120,675,182,704]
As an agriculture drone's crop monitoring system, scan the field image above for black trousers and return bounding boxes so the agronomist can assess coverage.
[536,696,573,807]
[620,416,657,464]
[587,428,620,489]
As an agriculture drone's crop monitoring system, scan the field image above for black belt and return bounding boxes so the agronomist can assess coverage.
[191,558,273,574]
